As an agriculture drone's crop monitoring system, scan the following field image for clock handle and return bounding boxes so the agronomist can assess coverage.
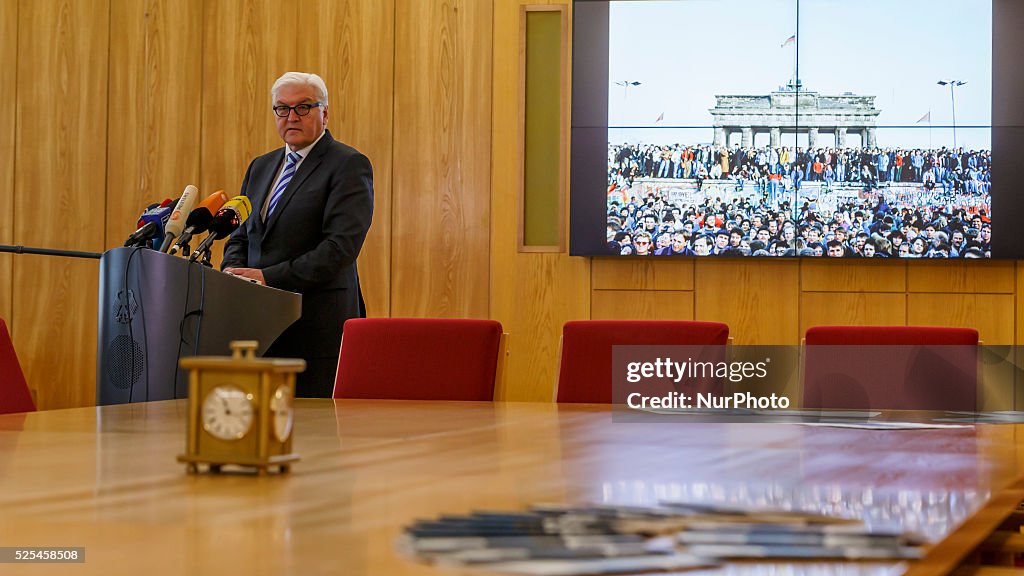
[229,340,259,360]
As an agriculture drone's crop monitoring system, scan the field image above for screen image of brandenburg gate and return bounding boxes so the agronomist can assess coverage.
[708,83,880,149]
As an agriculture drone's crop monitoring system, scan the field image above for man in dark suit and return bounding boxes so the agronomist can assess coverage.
[223,72,373,398]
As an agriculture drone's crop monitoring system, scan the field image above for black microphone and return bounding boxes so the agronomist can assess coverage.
[169,190,229,255]
[190,197,253,261]
[124,221,158,247]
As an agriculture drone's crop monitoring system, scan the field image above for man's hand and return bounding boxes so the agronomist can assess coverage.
[224,267,265,285]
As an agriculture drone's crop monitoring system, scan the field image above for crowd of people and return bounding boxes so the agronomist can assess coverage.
[606,142,993,258]
[609,143,992,197]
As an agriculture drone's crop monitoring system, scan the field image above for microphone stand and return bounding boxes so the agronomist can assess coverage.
[0,244,102,260]
[196,247,214,268]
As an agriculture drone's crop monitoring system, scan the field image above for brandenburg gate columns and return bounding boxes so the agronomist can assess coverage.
[837,127,847,148]
[866,127,877,148]
[770,127,781,148]
[741,127,753,148]
[714,127,726,146]
[808,127,819,148]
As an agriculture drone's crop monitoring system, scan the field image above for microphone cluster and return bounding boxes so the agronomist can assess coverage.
[123,185,252,263]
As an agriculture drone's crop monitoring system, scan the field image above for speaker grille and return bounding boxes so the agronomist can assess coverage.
[106,335,144,391]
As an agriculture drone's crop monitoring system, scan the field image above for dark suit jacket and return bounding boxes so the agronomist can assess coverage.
[222,129,373,362]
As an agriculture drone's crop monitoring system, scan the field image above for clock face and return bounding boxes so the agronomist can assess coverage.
[270,385,294,442]
[202,386,254,441]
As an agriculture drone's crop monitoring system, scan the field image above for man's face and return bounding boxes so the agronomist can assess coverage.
[952,231,964,246]
[671,234,687,252]
[863,243,876,257]
[634,237,652,255]
[715,234,729,249]
[982,227,991,241]
[807,229,820,243]
[694,238,711,256]
[730,232,742,246]
[275,84,328,150]
[827,244,844,257]
[657,234,671,249]
[756,229,770,243]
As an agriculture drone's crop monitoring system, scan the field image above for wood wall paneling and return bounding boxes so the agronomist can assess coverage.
[298,0,395,318]
[490,0,587,402]
[591,290,693,321]
[907,293,1015,345]
[907,260,1016,294]
[391,0,493,318]
[801,259,906,293]
[799,292,907,335]
[0,0,15,324]
[591,258,693,291]
[694,259,800,344]
[200,0,296,254]
[107,0,202,250]
[14,0,109,408]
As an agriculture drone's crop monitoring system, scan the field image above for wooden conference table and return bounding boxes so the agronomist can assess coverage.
[1,400,1023,575]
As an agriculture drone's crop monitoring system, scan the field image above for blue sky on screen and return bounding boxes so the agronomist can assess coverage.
[608,0,992,149]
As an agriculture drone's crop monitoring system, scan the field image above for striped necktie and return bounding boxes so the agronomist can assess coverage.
[266,151,302,219]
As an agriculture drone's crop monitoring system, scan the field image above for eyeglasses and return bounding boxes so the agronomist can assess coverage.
[273,102,324,118]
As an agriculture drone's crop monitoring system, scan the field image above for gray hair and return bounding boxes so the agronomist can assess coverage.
[271,72,329,106]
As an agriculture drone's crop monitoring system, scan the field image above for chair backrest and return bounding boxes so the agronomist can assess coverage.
[556,320,730,403]
[334,318,505,401]
[0,319,36,415]
[803,325,979,411]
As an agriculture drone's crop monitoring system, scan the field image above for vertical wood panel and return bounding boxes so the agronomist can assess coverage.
[800,292,907,335]
[107,0,202,248]
[907,260,1016,293]
[908,293,1015,345]
[592,290,693,321]
[298,0,395,317]
[801,259,906,292]
[491,0,587,402]
[201,0,296,222]
[0,0,16,324]
[694,259,800,344]
[591,258,693,291]
[14,0,109,409]
[392,0,492,317]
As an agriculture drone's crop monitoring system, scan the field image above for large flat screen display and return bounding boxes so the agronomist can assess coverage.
[571,0,1024,259]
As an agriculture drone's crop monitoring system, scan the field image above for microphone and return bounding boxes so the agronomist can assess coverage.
[136,199,175,250]
[189,196,253,261]
[159,185,199,252]
[169,190,229,255]
[124,221,159,247]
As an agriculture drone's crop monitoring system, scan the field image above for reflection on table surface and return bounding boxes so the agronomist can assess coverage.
[0,399,1022,575]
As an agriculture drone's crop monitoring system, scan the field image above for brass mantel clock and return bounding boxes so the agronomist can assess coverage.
[177,341,305,475]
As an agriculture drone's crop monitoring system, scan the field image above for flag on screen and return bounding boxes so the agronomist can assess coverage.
[655,112,665,123]
[916,111,931,124]
[780,34,795,48]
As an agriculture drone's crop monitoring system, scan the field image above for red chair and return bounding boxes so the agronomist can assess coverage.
[803,325,979,411]
[556,320,730,403]
[0,319,36,414]
[333,318,506,401]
